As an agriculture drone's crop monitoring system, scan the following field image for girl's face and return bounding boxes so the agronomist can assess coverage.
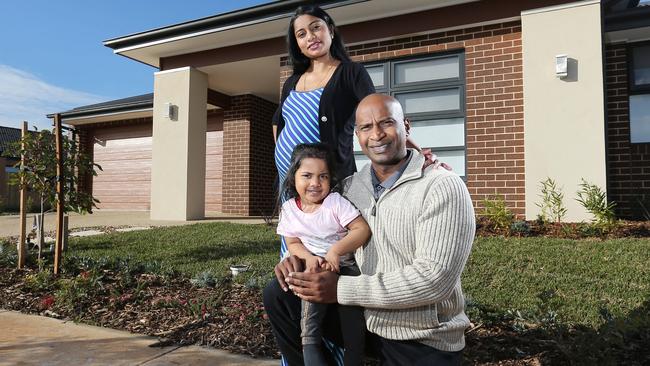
[294,157,330,205]
[293,14,333,60]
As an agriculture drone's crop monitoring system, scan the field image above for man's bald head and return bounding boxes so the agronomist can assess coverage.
[355,94,405,125]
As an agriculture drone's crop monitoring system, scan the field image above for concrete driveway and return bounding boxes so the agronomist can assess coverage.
[0,211,270,238]
[0,310,278,366]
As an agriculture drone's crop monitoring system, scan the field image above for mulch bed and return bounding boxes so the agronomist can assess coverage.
[475,218,650,239]
[4,265,647,365]
[0,266,277,359]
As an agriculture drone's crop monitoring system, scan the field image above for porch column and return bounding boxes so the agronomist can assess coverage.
[151,67,207,220]
[222,94,277,216]
[522,0,606,222]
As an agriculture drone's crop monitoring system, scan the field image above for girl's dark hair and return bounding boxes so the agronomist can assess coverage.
[281,143,340,200]
[287,5,351,75]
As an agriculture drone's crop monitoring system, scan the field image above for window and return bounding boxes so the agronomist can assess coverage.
[629,43,650,143]
[357,53,466,176]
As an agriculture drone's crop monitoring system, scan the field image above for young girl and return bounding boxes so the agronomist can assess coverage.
[276,143,371,366]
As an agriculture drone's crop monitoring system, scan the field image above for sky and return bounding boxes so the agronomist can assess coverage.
[0,0,271,130]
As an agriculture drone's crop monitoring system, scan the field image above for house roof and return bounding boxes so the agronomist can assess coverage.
[47,93,153,120]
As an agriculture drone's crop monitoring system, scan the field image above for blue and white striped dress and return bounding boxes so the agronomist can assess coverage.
[275,88,323,257]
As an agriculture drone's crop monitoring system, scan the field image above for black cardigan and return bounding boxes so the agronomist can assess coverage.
[272,62,375,181]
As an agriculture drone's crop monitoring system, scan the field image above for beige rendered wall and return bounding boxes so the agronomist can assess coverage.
[522,0,605,222]
[151,67,207,220]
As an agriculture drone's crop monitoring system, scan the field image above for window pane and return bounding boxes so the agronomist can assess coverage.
[365,65,385,88]
[432,149,466,177]
[630,94,650,143]
[395,88,460,114]
[354,153,371,171]
[394,56,459,84]
[409,118,465,148]
[633,45,650,87]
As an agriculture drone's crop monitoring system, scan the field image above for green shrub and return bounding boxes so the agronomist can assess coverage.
[0,240,17,267]
[55,269,105,312]
[575,179,616,231]
[191,270,218,288]
[536,178,567,223]
[23,268,55,292]
[510,220,531,236]
[481,195,515,233]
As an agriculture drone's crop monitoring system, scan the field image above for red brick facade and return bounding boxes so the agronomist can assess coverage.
[222,94,278,216]
[280,21,525,216]
[605,44,650,220]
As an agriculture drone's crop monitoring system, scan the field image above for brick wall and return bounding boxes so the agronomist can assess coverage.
[222,95,277,216]
[605,44,650,220]
[280,21,525,216]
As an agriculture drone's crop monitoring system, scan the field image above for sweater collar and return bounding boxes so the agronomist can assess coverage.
[357,149,424,193]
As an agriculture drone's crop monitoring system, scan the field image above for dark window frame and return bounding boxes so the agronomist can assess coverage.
[362,51,467,178]
[626,41,650,144]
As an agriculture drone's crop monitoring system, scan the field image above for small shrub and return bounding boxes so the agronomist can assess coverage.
[577,223,603,238]
[24,268,55,292]
[510,220,531,236]
[536,178,567,223]
[0,241,17,267]
[191,270,217,288]
[481,195,515,233]
[576,179,616,230]
[55,269,105,312]
[184,295,224,320]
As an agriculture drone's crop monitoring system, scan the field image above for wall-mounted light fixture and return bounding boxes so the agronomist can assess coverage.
[555,54,568,79]
[162,102,178,121]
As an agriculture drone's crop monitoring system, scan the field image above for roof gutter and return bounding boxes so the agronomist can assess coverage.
[46,99,153,120]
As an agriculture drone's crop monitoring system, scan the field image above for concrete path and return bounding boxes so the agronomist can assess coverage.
[0,311,278,366]
[0,211,272,238]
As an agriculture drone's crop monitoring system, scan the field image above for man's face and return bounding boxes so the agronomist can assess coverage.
[355,97,410,167]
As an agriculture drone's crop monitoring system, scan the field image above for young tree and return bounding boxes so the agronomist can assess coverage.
[4,128,101,257]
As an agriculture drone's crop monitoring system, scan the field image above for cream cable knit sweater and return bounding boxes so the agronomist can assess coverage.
[338,149,475,352]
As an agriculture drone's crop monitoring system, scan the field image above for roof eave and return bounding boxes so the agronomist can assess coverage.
[103,0,355,51]
[47,101,154,120]
[604,6,650,32]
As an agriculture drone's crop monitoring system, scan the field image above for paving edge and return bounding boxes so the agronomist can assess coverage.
[135,345,183,365]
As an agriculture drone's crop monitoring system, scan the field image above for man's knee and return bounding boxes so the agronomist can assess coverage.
[263,278,301,321]
[262,278,283,311]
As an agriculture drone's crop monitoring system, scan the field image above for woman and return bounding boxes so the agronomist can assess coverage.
[273,5,371,190]
[272,6,428,250]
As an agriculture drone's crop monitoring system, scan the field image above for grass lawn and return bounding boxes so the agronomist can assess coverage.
[67,222,650,329]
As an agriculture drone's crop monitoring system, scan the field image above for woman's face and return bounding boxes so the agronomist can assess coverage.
[293,14,333,60]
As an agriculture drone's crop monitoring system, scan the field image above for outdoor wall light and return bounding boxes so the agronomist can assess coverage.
[555,54,568,79]
[163,102,178,120]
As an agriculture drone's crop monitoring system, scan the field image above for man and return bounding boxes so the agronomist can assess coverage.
[263,94,475,365]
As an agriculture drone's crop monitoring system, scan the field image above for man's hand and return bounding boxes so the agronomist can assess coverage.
[274,255,304,292]
[286,270,339,303]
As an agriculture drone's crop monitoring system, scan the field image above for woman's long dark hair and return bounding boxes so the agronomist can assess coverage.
[287,5,351,75]
[280,143,340,201]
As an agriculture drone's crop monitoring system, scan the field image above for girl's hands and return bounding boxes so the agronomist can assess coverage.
[324,250,341,273]
[305,256,323,273]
